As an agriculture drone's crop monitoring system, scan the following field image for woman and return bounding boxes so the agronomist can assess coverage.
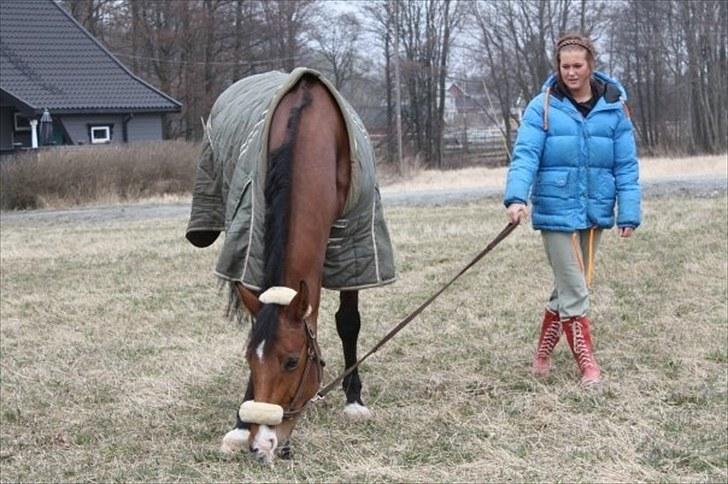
[504,33,641,386]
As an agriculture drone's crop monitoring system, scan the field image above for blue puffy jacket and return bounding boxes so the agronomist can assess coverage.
[504,72,641,232]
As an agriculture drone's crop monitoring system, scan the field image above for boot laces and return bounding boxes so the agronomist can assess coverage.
[572,320,596,370]
[536,320,561,358]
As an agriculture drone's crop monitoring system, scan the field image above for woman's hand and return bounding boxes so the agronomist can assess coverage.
[506,203,529,225]
[619,226,634,238]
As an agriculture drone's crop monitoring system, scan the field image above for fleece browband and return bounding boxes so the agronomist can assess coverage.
[258,286,297,305]
[258,286,312,317]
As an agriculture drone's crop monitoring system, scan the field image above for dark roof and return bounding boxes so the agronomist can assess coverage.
[0,0,181,114]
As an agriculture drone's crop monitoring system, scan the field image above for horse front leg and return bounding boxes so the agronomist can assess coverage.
[336,290,372,420]
[220,379,253,454]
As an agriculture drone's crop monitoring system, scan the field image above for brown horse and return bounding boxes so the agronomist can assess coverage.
[219,75,372,464]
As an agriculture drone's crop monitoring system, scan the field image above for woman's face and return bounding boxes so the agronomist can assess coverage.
[559,48,592,96]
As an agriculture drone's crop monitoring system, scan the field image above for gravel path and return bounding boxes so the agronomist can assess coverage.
[1,175,725,225]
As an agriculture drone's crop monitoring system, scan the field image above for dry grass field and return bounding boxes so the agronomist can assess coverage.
[380,154,728,194]
[1,186,726,482]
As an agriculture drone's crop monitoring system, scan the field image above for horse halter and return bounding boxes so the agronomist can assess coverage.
[240,318,324,425]
[239,286,325,426]
[281,317,324,420]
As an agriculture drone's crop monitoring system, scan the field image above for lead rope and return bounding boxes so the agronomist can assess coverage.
[317,222,518,399]
[586,227,595,287]
[543,87,551,131]
[571,232,585,274]
[570,229,596,288]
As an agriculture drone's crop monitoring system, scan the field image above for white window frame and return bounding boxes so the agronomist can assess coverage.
[90,126,111,144]
[14,113,31,132]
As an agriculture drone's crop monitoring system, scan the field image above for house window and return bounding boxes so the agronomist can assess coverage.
[89,124,113,144]
[14,113,31,132]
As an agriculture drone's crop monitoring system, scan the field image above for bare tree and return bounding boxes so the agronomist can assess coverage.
[466,0,608,158]
[309,13,361,90]
[260,0,318,71]
[680,0,727,153]
[363,1,397,163]
[394,0,461,167]
[231,0,259,81]
[434,0,455,168]
[58,0,724,155]
[60,0,115,40]
[610,0,727,154]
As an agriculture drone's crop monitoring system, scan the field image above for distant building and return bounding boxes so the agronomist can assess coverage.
[445,83,484,124]
[0,0,181,154]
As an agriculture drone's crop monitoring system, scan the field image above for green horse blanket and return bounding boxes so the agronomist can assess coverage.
[186,68,396,291]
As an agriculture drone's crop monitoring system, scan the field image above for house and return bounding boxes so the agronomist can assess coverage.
[445,83,484,124]
[0,0,181,153]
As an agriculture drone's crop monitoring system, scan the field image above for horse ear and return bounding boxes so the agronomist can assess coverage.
[286,280,310,322]
[234,282,261,315]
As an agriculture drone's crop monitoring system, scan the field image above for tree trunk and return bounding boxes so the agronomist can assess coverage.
[435,0,451,169]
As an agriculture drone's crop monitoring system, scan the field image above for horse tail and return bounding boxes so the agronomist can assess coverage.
[263,80,313,290]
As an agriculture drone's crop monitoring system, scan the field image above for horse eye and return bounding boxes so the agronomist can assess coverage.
[283,356,299,371]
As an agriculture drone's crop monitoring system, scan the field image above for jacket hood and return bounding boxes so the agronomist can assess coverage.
[541,71,627,101]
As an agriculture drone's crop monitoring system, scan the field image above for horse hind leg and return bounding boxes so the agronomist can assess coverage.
[336,290,372,420]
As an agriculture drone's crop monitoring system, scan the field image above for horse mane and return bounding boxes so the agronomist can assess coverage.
[245,79,313,353]
[263,81,312,290]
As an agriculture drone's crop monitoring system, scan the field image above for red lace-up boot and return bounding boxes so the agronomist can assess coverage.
[532,308,562,377]
[562,315,601,385]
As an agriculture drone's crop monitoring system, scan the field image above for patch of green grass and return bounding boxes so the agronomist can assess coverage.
[706,349,728,364]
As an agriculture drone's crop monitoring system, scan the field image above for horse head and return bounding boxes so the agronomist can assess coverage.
[236,280,322,464]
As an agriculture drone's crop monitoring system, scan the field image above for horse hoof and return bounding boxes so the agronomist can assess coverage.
[220,428,250,455]
[343,402,372,421]
[277,440,293,460]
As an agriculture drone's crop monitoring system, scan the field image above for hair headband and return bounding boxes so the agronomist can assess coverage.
[558,38,594,57]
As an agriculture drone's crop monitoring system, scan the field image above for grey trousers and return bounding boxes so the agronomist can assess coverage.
[541,229,603,318]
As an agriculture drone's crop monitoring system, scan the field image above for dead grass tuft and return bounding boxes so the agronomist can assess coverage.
[0,141,197,210]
